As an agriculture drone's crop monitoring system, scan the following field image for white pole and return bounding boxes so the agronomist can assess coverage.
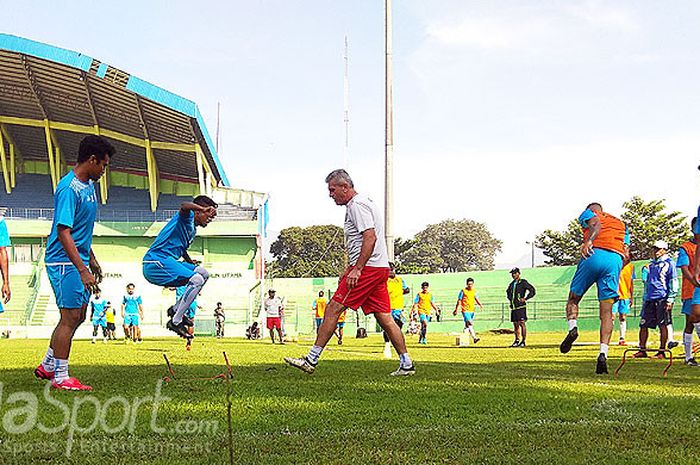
[384,0,395,261]
[259,196,268,337]
[343,35,350,168]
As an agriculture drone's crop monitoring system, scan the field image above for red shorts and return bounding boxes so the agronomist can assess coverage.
[332,266,390,315]
[266,317,281,330]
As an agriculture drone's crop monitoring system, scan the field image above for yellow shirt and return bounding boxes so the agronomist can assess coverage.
[387,276,405,310]
[314,298,327,318]
[618,263,635,300]
[459,288,477,312]
[414,291,433,315]
[105,308,115,324]
[338,309,347,323]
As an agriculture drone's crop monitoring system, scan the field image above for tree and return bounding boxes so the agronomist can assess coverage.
[268,225,345,278]
[396,219,502,272]
[621,196,688,261]
[535,219,582,266]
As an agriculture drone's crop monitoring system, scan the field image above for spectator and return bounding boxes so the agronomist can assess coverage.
[264,289,285,344]
[506,268,536,347]
[214,302,225,338]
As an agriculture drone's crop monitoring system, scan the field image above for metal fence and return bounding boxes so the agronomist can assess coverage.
[4,207,181,223]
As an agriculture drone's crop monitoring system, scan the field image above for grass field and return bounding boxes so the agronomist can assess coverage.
[0,330,699,465]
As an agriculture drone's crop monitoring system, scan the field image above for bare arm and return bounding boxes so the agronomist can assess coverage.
[58,225,97,294]
[346,228,377,290]
[182,250,199,265]
[581,216,601,258]
[0,247,9,304]
[475,296,483,309]
[680,265,699,287]
[89,248,102,284]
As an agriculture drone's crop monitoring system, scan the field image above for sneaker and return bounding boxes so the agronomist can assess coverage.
[284,356,316,374]
[685,357,699,366]
[595,353,608,374]
[167,319,194,339]
[473,337,480,344]
[517,340,526,348]
[91,339,96,344]
[166,305,175,318]
[631,350,648,358]
[667,341,679,350]
[34,364,54,380]
[510,340,520,348]
[337,339,342,345]
[618,339,627,346]
[653,352,667,359]
[559,327,579,354]
[51,377,92,391]
[186,344,191,351]
[390,365,416,377]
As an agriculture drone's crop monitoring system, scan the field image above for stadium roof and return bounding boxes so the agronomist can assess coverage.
[0,34,232,210]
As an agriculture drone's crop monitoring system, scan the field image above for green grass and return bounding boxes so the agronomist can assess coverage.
[0,331,699,464]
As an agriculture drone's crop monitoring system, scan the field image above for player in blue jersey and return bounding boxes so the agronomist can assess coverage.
[0,215,12,317]
[34,135,114,391]
[691,193,700,327]
[121,283,144,343]
[89,290,108,344]
[169,286,200,350]
[143,196,217,339]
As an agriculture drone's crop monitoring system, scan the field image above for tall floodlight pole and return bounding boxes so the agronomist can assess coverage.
[343,35,350,168]
[384,0,395,261]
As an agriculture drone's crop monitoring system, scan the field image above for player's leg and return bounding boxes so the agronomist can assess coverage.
[560,292,582,353]
[681,300,698,364]
[618,310,627,345]
[336,324,343,344]
[92,324,98,343]
[419,316,428,343]
[277,324,285,344]
[657,302,669,355]
[562,256,599,353]
[285,300,344,372]
[172,265,209,325]
[519,320,527,346]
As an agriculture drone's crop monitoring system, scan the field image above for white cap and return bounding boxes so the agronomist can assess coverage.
[653,240,668,250]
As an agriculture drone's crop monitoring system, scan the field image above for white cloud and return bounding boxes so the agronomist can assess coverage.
[569,1,640,31]
[426,16,550,52]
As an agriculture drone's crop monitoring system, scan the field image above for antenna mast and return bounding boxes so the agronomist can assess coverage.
[343,35,350,167]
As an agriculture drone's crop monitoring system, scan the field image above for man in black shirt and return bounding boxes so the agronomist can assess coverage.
[506,268,536,347]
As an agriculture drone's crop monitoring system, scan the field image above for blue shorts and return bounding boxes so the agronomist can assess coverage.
[46,264,91,309]
[693,287,700,305]
[570,249,623,301]
[143,257,197,287]
[682,299,693,316]
[612,299,630,315]
[315,317,323,328]
[92,318,106,327]
[336,322,345,328]
[0,302,4,313]
[124,314,140,326]
[419,313,430,323]
[462,311,475,323]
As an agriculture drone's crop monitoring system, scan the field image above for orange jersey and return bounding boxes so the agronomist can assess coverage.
[582,211,627,256]
[680,241,697,300]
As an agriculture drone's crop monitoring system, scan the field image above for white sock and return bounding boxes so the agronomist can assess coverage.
[384,342,391,349]
[684,332,694,361]
[54,359,69,384]
[41,347,55,371]
[468,326,476,340]
[694,323,700,340]
[399,352,413,368]
[568,319,577,331]
[599,343,609,358]
[306,345,324,365]
[667,324,674,342]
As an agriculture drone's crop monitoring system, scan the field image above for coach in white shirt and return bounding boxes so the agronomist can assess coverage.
[285,169,415,376]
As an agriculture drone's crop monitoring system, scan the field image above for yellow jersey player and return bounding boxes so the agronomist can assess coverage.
[384,264,410,358]
[313,290,327,334]
[412,282,439,344]
[453,278,483,344]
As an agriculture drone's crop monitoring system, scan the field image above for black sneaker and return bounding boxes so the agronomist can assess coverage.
[473,337,480,344]
[510,340,520,348]
[518,340,526,348]
[167,319,194,339]
[167,305,175,318]
[667,341,679,349]
[595,353,608,374]
[685,357,699,367]
[559,327,579,354]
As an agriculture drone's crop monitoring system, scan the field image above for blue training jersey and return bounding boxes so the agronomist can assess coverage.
[143,211,196,261]
[0,217,10,248]
[677,247,690,268]
[695,206,700,235]
[90,297,107,318]
[123,294,142,314]
[45,171,98,265]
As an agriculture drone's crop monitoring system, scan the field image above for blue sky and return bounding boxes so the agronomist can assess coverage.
[4,1,700,267]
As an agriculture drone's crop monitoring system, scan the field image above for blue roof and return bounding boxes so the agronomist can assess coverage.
[0,34,230,186]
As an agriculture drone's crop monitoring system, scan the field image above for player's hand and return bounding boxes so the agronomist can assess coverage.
[580,240,594,258]
[1,281,10,304]
[79,268,98,293]
[666,302,673,311]
[203,206,217,218]
[346,267,361,290]
[89,260,103,284]
[453,310,457,316]
[519,297,526,303]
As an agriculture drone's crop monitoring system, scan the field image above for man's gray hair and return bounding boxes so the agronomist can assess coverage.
[325,169,354,187]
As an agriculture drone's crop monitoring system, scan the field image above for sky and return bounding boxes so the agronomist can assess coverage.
[3,0,700,268]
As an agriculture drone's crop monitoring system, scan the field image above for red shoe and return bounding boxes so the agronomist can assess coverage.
[34,364,54,380]
[618,339,627,346]
[186,344,192,351]
[51,377,93,391]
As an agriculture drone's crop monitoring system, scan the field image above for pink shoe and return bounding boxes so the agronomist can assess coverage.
[34,364,54,380]
[51,377,93,391]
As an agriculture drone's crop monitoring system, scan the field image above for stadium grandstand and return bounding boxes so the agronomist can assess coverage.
[0,34,268,338]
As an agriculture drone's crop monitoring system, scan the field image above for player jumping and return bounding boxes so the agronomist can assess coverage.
[142,196,217,339]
